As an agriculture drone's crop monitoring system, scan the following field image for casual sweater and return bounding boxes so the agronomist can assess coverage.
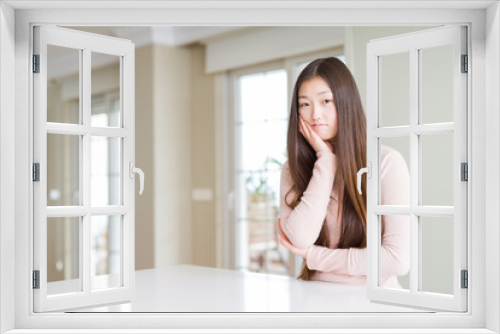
[279,145,411,288]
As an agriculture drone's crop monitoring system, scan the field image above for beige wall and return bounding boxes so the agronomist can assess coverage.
[151,44,193,268]
[205,27,345,73]
[122,42,219,270]
[135,45,155,270]
[189,44,217,267]
[135,43,218,269]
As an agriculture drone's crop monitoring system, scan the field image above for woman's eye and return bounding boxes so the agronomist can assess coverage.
[324,99,332,104]
[299,103,309,108]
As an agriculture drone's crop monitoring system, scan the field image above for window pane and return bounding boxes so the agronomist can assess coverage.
[239,121,287,172]
[237,167,286,275]
[421,133,454,206]
[91,52,121,127]
[380,52,410,127]
[47,45,80,124]
[91,95,120,128]
[91,136,121,206]
[379,215,410,291]
[380,137,410,206]
[420,45,454,124]
[266,120,288,172]
[237,69,288,123]
[241,219,288,275]
[266,170,282,211]
[239,122,268,171]
[239,171,270,220]
[238,170,280,220]
[91,215,121,290]
[47,134,80,206]
[47,217,81,295]
[420,216,454,295]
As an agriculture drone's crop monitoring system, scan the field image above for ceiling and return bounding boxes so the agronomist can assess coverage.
[62,26,249,47]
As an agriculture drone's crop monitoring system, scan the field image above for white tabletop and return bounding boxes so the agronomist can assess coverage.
[75,265,430,313]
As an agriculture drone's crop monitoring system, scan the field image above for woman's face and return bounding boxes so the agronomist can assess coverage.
[298,76,339,141]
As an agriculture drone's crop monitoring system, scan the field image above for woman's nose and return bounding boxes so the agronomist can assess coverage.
[312,105,322,120]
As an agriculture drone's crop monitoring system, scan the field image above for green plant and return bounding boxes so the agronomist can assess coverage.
[245,153,286,204]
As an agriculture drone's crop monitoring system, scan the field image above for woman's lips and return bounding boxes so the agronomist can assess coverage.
[312,124,326,128]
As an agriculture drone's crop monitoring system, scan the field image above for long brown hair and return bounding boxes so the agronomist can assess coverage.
[285,57,367,280]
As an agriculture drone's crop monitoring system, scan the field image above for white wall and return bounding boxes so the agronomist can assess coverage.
[485,2,500,332]
[0,2,16,333]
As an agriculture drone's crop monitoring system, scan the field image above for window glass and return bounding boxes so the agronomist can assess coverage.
[47,134,80,206]
[420,45,454,124]
[421,133,454,206]
[91,215,122,290]
[47,45,80,124]
[380,52,410,127]
[91,136,121,206]
[420,216,454,295]
[236,68,288,275]
[47,217,81,295]
[91,53,121,127]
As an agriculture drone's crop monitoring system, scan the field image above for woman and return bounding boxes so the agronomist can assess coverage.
[278,57,410,288]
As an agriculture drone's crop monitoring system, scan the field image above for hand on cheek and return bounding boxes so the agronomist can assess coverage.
[299,116,333,154]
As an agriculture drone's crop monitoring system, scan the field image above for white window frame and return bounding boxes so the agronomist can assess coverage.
[1,2,498,333]
[366,26,468,312]
[33,25,136,312]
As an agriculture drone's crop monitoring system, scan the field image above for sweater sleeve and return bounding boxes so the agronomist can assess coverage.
[279,151,337,249]
[305,149,411,277]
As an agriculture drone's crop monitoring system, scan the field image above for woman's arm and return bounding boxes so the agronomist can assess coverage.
[304,148,411,277]
[279,150,337,249]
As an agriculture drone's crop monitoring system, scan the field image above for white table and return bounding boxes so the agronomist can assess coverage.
[76,265,430,313]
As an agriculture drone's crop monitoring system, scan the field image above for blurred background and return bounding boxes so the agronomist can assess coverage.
[46,25,457,296]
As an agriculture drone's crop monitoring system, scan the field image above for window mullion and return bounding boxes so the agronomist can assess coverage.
[46,123,88,135]
[46,206,129,217]
[82,47,91,295]
[90,127,129,137]
[45,123,130,138]
[410,47,419,295]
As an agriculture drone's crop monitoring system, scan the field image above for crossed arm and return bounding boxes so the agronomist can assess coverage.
[278,148,410,277]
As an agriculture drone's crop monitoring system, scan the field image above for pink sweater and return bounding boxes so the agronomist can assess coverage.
[279,145,410,288]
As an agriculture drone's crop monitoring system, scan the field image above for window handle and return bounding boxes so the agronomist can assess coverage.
[357,162,371,195]
[129,162,145,195]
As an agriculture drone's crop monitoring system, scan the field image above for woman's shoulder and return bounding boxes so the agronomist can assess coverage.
[281,160,291,178]
[281,160,290,172]
[380,145,409,175]
[280,160,294,191]
[380,145,406,163]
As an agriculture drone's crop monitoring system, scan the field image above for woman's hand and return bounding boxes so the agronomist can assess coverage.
[299,116,334,154]
[277,218,308,259]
